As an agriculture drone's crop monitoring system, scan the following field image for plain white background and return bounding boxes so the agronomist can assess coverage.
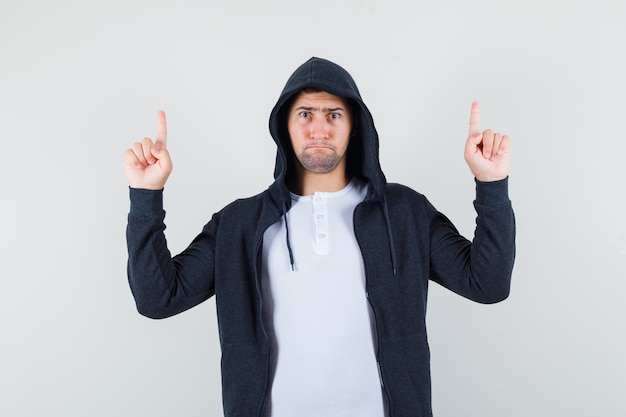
[1,0,624,416]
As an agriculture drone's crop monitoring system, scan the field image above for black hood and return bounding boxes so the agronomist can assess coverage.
[268,57,386,207]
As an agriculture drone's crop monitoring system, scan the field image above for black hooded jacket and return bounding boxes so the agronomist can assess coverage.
[126,57,515,417]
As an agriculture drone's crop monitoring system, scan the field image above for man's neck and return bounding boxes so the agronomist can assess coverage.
[290,167,350,196]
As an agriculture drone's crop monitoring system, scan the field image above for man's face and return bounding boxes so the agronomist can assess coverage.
[287,90,353,175]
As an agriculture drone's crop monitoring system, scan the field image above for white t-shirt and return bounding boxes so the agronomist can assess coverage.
[261,179,387,417]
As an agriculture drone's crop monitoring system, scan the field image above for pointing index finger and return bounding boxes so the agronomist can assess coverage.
[155,110,167,149]
[469,101,480,137]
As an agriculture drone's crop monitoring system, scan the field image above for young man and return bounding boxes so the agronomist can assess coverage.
[124,57,515,417]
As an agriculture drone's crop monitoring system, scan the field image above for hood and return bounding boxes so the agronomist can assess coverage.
[268,57,387,207]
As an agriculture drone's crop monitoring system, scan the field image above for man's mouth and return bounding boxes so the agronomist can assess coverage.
[305,144,334,150]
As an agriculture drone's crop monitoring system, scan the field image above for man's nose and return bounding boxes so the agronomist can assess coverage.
[309,117,329,139]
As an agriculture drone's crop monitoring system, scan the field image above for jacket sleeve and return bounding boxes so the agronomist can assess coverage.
[126,188,217,318]
[428,177,516,304]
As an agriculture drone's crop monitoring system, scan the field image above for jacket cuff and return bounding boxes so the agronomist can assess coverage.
[129,187,165,216]
[475,177,510,206]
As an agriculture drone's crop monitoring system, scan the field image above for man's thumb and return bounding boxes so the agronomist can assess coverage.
[151,147,172,170]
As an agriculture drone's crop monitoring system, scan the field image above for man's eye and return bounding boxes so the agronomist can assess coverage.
[299,111,311,118]
[329,113,340,120]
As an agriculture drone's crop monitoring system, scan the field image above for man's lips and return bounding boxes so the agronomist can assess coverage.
[305,145,335,150]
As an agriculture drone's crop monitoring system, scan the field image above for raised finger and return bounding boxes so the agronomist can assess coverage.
[155,110,167,149]
[469,101,481,137]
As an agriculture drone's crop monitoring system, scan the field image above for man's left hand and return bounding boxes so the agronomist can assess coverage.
[464,101,511,182]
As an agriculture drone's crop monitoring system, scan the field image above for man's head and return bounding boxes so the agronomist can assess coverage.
[269,57,385,197]
[286,88,353,176]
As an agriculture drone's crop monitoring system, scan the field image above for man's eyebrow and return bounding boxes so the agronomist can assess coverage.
[293,105,346,112]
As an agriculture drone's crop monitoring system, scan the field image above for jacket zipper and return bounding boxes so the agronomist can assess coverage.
[355,202,393,416]
[254,213,282,417]
[366,290,392,416]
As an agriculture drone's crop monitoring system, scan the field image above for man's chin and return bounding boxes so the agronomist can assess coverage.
[298,157,340,173]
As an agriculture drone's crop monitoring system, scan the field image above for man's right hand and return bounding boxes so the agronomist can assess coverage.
[124,110,173,190]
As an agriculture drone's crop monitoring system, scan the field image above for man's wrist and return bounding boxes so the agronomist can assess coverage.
[129,187,165,215]
[475,176,510,205]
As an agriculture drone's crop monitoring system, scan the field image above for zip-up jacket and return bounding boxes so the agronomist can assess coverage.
[126,57,516,417]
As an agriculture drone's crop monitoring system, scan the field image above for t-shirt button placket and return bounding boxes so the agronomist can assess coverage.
[313,193,329,255]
